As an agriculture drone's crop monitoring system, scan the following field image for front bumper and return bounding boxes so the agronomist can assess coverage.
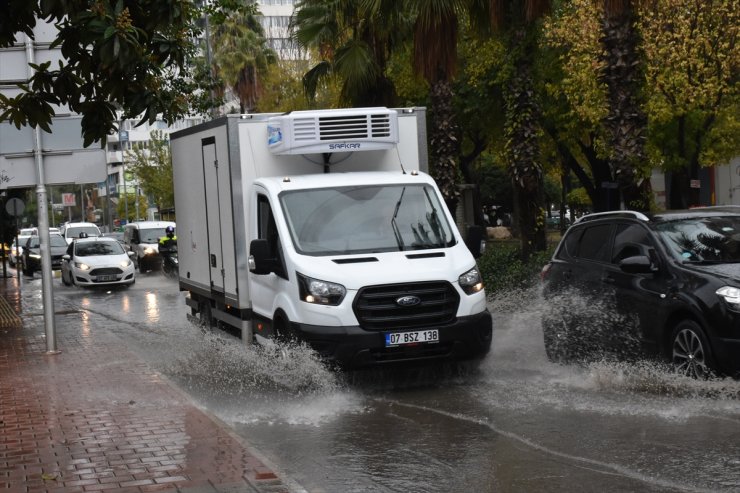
[292,310,493,369]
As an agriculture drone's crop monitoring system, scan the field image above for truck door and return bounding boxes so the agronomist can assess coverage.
[248,192,288,321]
[202,138,225,292]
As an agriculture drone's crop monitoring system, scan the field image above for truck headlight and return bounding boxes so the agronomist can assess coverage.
[298,273,346,305]
[459,266,484,295]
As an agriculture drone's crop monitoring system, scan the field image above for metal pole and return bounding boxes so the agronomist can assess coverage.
[122,141,129,223]
[25,34,58,354]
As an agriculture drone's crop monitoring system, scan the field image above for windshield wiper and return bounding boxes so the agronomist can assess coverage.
[391,187,406,251]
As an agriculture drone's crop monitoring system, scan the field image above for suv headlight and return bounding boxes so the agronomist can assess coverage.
[298,273,346,305]
[459,266,484,295]
[716,286,740,309]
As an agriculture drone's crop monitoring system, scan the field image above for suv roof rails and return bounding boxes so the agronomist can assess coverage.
[575,211,650,224]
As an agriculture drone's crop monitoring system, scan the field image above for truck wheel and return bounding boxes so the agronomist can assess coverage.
[670,320,715,379]
[273,313,297,342]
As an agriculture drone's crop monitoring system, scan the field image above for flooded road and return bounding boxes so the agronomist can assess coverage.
[23,271,740,492]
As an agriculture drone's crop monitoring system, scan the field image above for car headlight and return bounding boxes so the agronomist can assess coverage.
[119,259,132,268]
[29,253,41,259]
[298,273,346,305]
[459,266,484,295]
[716,286,740,309]
[74,262,91,271]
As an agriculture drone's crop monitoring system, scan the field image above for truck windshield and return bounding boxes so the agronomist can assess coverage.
[280,184,456,256]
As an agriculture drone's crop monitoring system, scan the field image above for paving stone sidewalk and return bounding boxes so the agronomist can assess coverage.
[0,275,295,493]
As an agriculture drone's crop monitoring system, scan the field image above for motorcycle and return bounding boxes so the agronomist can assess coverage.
[161,245,179,279]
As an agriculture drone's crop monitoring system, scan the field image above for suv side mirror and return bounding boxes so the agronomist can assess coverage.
[619,255,657,274]
[249,239,278,275]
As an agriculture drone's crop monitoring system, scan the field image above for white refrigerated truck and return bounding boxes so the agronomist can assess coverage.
[170,107,492,368]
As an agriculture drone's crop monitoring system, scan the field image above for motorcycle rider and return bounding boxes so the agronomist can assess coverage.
[158,225,177,255]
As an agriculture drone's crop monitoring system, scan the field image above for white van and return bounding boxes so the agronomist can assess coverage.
[171,107,492,369]
[123,221,176,271]
[60,222,101,244]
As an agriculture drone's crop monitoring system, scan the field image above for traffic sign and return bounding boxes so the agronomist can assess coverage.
[5,198,24,217]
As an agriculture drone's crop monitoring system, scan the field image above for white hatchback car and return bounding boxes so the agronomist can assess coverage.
[61,236,135,287]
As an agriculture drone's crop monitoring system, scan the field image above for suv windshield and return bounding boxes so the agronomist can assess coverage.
[655,216,740,262]
[280,184,456,256]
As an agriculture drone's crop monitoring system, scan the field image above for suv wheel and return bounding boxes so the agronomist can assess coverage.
[671,320,714,379]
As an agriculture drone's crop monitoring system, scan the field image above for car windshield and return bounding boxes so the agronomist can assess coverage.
[654,216,740,262]
[280,184,456,256]
[75,241,125,256]
[66,226,100,238]
[26,235,67,249]
[139,228,167,243]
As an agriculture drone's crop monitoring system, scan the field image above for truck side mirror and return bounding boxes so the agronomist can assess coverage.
[249,239,277,275]
[465,225,485,259]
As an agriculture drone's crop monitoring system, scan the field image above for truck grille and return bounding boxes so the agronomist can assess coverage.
[353,282,459,331]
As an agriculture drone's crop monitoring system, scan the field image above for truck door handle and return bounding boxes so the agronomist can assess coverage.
[210,254,217,268]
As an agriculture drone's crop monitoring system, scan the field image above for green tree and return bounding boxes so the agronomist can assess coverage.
[640,0,739,208]
[117,194,148,223]
[599,0,650,211]
[291,0,404,106]
[125,130,174,214]
[407,0,466,215]
[0,0,234,146]
[489,0,551,259]
[210,2,277,113]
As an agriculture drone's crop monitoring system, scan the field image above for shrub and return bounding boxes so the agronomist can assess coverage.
[478,242,554,294]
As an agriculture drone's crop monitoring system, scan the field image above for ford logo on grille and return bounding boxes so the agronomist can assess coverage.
[396,295,421,307]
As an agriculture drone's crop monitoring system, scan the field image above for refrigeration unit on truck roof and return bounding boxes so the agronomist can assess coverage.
[267,107,399,155]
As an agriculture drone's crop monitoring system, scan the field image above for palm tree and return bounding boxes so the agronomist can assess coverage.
[489,0,551,259]
[599,0,649,211]
[211,4,276,113]
[407,0,465,215]
[291,0,404,106]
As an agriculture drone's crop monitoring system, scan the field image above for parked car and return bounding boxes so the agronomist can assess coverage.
[541,207,740,379]
[9,235,32,267]
[60,222,101,244]
[21,234,69,275]
[61,236,135,287]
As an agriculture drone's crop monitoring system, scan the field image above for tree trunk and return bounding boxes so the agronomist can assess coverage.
[503,29,546,260]
[428,79,461,217]
[600,5,649,211]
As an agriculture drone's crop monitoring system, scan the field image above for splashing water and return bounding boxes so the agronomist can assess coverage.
[166,328,343,396]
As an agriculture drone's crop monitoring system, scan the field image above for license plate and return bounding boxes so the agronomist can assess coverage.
[97,275,116,281]
[385,329,439,347]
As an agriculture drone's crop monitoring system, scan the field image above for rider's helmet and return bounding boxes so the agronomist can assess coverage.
[165,225,175,238]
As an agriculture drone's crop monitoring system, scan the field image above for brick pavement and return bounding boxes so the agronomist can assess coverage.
[0,274,297,493]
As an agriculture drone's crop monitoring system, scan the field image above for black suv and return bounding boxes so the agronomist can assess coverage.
[541,208,740,379]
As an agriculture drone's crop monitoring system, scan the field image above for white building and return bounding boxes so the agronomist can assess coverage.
[256,0,305,60]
